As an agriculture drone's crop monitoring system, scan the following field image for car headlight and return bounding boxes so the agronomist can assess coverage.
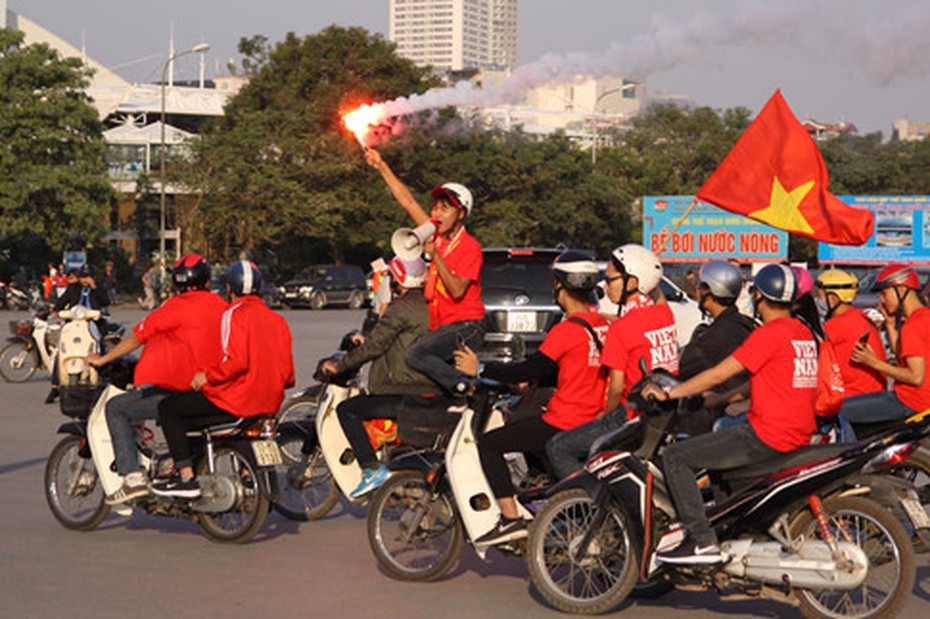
[299,286,313,298]
[278,286,286,295]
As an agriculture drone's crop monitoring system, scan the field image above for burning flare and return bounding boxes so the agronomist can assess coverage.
[342,103,386,149]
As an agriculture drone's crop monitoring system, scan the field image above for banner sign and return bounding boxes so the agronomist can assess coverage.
[643,196,788,262]
[818,196,930,265]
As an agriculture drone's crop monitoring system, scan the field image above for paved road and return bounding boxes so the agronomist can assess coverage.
[1,308,929,618]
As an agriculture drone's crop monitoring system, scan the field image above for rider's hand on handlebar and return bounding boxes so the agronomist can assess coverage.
[85,353,105,367]
[641,382,670,402]
[191,371,208,391]
[321,360,339,376]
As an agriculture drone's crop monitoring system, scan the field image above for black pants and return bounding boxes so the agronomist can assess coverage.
[336,394,404,470]
[157,391,238,470]
[478,415,561,499]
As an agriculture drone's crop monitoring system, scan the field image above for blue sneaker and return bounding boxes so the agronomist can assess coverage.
[349,465,389,500]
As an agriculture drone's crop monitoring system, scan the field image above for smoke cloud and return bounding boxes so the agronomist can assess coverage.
[374,0,928,119]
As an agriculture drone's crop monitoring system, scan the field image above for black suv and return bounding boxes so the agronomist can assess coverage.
[280,265,368,310]
[479,248,565,362]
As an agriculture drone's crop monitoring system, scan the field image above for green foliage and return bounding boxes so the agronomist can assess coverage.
[0,28,113,266]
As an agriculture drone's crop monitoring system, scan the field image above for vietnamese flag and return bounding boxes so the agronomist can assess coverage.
[697,90,874,246]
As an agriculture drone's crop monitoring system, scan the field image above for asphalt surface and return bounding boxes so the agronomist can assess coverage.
[1,307,929,619]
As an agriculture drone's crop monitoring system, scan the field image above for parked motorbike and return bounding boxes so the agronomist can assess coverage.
[44,371,282,544]
[524,367,925,618]
[0,306,60,382]
[365,381,554,582]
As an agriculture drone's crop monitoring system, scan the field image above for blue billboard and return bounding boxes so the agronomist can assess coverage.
[819,196,930,265]
[643,196,788,262]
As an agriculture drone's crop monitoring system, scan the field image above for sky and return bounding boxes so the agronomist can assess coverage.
[7,0,930,136]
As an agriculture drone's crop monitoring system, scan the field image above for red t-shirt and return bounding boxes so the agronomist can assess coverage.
[202,296,296,417]
[538,311,609,430]
[424,227,485,329]
[132,290,228,391]
[732,317,817,452]
[601,302,678,408]
[894,306,930,413]
[823,307,886,397]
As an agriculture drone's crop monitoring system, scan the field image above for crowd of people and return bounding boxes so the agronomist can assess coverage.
[50,146,927,567]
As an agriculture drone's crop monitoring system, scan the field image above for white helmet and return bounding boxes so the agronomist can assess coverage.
[430,182,473,217]
[610,244,662,294]
[390,257,427,288]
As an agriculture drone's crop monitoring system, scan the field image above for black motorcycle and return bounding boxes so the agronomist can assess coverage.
[525,367,926,618]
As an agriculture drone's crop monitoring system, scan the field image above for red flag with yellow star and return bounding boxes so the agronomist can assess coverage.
[696,90,874,246]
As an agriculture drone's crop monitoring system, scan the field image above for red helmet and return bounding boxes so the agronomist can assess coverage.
[872,264,919,291]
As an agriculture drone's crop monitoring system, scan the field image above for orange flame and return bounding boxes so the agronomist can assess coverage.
[342,103,385,149]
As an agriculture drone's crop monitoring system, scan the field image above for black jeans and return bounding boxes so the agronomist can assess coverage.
[478,415,561,499]
[405,320,485,393]
[662,422,779,546]
[157,392,238,470]
[336,394,403,470]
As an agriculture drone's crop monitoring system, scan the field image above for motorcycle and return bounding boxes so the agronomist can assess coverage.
[365,381,554,582]
[274,332,443,521]
[44,367,282,544]
[1,306,60,383]
[524,367,925,618]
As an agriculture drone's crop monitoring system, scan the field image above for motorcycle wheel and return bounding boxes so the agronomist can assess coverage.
[276,391,321,457]
[0,341,38,383]
[44,435,110,530]
[367,470,463,582]
[526,488,639,615]
[272,427,340,522]
[196,446,270,543]
[790,496,915,619]
[889,448,930,552]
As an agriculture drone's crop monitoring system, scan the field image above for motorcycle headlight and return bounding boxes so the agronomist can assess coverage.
[72,305,87,319]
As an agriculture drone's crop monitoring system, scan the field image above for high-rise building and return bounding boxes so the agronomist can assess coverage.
[389,0,518,72]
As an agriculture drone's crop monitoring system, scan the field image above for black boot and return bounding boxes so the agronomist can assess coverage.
[44,387,59,405]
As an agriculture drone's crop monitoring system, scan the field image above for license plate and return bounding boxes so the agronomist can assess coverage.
[900,496,930,529]
[252,440,282,466]
[506,311,537,332]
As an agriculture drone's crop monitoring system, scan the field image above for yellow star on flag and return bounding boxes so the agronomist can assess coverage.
[749,177,815,234]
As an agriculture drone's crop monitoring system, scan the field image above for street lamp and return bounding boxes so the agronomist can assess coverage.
[591,81,639,165]
[159,42,210,262]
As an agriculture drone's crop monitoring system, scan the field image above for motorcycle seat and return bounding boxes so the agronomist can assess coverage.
[718,443,852,483]
[186,414,276,438]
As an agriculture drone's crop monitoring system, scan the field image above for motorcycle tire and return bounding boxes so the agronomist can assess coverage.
[367,470,463,582]
[44,435,110,531]
[526,488,639,615]
[0,341,38,383]
[790,495,915,619]
[196,446,270,544]
[272,427,340,522]
[888,448,930,552]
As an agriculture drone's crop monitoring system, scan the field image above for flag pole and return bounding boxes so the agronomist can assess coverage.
[654,198,698,256]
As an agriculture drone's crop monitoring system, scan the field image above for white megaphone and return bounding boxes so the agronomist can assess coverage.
[391,220,437,260]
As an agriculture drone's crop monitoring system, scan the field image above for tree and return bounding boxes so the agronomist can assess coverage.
[181,26,438,263]
[0,29,112,268]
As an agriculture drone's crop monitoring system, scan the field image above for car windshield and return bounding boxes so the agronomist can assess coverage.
[481,253,558,298]
[295,266,329,282]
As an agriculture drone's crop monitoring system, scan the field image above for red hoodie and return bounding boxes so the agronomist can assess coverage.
[202,295,295,417]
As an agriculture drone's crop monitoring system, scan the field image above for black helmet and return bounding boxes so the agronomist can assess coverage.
[552,250,600,292]
[172,254,212,292]
[752,264,796,304]
[698,260,743,301]
[78,263,95,278]
[226,260,263,297]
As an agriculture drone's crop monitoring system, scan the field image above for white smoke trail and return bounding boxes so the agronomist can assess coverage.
[373,0,930,121]
[377,0,823,117]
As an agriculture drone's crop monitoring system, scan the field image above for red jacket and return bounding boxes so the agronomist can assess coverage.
[202,296,295,417]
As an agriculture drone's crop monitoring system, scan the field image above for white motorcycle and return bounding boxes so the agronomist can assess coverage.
[365,382,551,581]
[44,378,282,544]
[0,306,60,382]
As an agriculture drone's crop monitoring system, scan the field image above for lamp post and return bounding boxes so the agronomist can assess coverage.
[591,81,639,165]
[159,43,210,262]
